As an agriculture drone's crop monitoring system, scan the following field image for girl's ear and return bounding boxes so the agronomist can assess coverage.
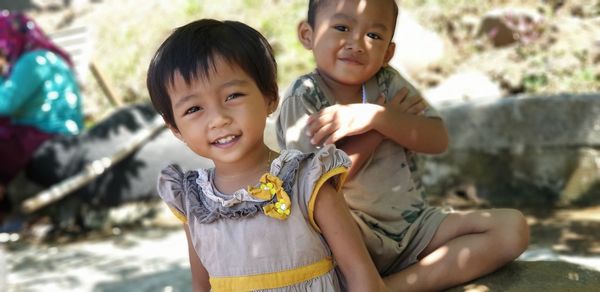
[297,21,314,49]
[166,123,184,142]
[383,42,396,66]
[267,96,278,115]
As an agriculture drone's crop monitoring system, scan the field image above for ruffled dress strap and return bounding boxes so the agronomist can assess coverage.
[157,164,188,223]
[295,145,352,233]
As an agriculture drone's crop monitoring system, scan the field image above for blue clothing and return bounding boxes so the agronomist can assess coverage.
[0,49,83,135]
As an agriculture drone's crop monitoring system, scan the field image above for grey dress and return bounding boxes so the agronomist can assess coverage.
[158,146,350,291]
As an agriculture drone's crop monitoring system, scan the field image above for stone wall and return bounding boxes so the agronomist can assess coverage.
[423,93,600,207]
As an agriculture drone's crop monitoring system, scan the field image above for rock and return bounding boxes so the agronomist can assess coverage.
[423,93,600,206]
[447,261,600,292]
[478,8,544,47]
[389,11,445,78]
[424,70,502,108]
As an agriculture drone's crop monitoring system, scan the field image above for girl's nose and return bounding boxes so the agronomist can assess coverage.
[208,107,232,129]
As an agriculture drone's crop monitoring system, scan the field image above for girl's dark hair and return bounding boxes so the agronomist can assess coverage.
[147,19,278,129]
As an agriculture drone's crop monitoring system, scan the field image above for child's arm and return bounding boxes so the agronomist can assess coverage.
[372,100,449,154]
[335,130,384,180]
[184,224,210,292]
[335,89,427,180]
[307,97,448,155]
[314,183,387,291]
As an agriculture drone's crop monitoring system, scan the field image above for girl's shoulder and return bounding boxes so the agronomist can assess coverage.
[276,146,351,194]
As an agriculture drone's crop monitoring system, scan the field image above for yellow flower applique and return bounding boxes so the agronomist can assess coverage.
[248,173,291,220]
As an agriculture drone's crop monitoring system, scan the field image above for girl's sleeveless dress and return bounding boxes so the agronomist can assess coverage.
[158,146,350,291]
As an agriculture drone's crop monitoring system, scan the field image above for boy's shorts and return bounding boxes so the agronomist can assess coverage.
[351,206,452,276]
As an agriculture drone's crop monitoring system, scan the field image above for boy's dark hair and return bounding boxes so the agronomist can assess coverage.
[307,0,399,35]
[147,19,278,129]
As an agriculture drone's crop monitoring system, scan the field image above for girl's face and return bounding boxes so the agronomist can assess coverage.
[167,56,276,168]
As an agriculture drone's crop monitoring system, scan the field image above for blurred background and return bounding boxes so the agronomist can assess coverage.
[1,0,599,291]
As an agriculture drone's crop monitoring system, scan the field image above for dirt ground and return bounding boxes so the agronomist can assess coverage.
[2,204,599,291]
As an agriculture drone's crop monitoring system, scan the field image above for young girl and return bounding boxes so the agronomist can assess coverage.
[146,19,385,291]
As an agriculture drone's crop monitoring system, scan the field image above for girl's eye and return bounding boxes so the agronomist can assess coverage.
[225,93,244,101]
[367,32,382,40]
[333,25,349,32]
[184,106,201,115]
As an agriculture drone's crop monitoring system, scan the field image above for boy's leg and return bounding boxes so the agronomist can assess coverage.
[384,209,529,291]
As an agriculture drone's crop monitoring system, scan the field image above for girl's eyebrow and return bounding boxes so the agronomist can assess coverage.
[173,94,195,110]
[173,79,250,110]
[219,79,249,90]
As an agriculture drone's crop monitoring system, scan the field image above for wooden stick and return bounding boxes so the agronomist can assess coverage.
[21,116,165,214]
[89,60,123,107]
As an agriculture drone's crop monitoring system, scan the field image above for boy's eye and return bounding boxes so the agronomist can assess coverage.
[367,32,382,40]
[184,106,202,115]
[333,25,349,32]
[225,93,244,101]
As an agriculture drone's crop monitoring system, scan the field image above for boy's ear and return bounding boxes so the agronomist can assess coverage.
[383,42,396,66]
[297,21,314,49]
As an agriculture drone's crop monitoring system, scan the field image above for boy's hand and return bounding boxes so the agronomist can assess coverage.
[306,103,382,146]
[390,87,427,115]
[305,86,427,146]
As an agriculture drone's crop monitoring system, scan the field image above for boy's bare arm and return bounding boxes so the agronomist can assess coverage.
[336,130,384,180]
[373,105,449,154]
[308,87,446,157]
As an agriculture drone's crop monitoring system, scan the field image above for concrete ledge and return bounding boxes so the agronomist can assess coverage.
[441,93,600,150]
[447,261,600,292]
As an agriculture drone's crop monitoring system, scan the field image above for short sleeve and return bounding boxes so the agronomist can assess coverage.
[276,75,325,153]
[297,145,351,232]
[377,66,441,119]
[157,164,188,223]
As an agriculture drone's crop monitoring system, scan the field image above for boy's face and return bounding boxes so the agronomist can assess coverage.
[167,56,276,167]
[300,0,396,86]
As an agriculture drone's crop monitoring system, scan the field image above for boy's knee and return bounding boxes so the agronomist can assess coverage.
[496,209,530,257]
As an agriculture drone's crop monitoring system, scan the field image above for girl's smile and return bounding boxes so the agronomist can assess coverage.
[212,134,240,147]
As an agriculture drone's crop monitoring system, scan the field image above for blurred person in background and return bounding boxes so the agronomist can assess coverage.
[0,10,83,222]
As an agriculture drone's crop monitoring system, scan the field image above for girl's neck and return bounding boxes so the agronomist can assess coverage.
[316,69,363,105]
[213,145,274,194]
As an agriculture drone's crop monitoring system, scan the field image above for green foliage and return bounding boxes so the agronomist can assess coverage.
[522,73,548,93]
[183,0,202,17]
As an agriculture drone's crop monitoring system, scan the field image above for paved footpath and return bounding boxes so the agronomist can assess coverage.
[3,227,600,292]
[3,204,600,291]
[4,228,192,291]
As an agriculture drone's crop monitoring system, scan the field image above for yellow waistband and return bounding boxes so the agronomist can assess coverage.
[209,257,334,291]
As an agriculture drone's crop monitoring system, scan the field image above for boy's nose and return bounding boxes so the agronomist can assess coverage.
[344,36,365,53]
